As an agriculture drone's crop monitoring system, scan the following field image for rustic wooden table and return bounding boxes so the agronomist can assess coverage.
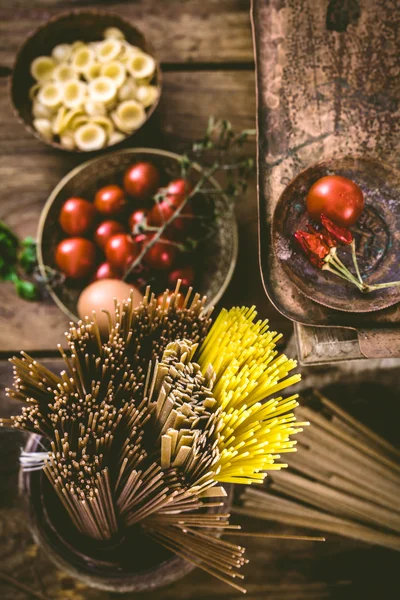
[0,2,398,599]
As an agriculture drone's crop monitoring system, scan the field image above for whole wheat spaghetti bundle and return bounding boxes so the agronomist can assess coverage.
[235,390,400,552]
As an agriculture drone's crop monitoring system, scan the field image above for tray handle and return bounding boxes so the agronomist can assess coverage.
[357,329,400,359]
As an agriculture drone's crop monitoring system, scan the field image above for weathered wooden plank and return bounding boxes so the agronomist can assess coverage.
[0,70,290,352]
[0,0,253,68]
[1,70,256,154]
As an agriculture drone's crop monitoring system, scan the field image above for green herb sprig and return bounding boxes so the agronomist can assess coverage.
[0,221,39,300]
[124,117,256,280]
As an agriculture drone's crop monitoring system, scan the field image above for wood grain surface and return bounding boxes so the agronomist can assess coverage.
[0,0,254,68]
[1,2,399,600]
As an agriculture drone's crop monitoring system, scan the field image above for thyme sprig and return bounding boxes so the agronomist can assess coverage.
[123,118,256,280]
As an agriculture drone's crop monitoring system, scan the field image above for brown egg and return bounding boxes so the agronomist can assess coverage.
[77,279,143,336]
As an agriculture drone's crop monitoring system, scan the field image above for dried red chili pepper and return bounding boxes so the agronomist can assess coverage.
[307,222,337,248]
[294,230,330,268]
[321,214,353,245]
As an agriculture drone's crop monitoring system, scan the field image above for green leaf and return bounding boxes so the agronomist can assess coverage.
[14,277,39,301]
[0,220,19,247]
[0,220,19,274]
[19,236,37,274]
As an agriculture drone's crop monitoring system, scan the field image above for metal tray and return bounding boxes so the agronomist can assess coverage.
[252,0,400,358]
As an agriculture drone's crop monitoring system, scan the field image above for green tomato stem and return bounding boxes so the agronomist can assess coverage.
[350,239,364,285]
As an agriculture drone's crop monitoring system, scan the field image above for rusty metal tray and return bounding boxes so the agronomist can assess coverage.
[252,0,400,359]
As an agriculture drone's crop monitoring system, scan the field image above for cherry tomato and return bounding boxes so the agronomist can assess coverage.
[143,237,177,270]
[166,179,193,206]
[59,197,96,236]
[168,266,194,290]
[123,162,160,200]
[148,179,193,237]
[55,238,96,279]
[105,234,139,271]
[94,185,127,216]
[128,209,148,233]
[94,262,122,280]
[306,175,364,227]
[157,292,185,308]
[94,220,126,250]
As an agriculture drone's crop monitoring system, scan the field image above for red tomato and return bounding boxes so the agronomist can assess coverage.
[94,185,127,216]
[94,262,122,280]
[105,234,139,271]
[157,292,185,309]
[143,238,177,270]
[94,220,126,250]
[148,179,193,236]
[306,175,364,227]
[59,197,96,236]
[123,162,160,199]
[128,209,148,233]
[166,179,193,206]
[55,238,96,279]
[168,266,194,290]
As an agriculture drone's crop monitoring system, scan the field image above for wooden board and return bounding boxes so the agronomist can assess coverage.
[1,2,399,599]
[0,0,254,68]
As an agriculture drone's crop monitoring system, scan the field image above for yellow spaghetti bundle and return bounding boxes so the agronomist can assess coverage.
[198,306,304,484]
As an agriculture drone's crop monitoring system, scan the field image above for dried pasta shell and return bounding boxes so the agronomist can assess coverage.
[64,80,87,109]
[30,56,56,82]
[60,132,76,150]
[100,61,126,88]
[96,39,122,63]
[37,82,63,108]
[71,46,95,73]
[108,131,126,146]
[70,115,90,130]
[92,116,114,137]
[61,108,85,131]
[32,100,53,119]
[114,100,146,132]
[52,44,72,63]
[119,43,142,62]
[135,85,159,108]
[85,62,102,81]
[104,27,125,41]
[84,101,106,117]
[53,64,76,83]
[126,53,156,79]
[74,123,106,151]
[118,77,137,101]
[88,76,117,104]
[33,118,52,140]
[52,106,68,134]
[71,41,85,52]
[29,83,41,100]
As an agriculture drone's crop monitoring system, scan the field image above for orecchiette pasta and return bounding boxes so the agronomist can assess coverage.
[28,29,159,149]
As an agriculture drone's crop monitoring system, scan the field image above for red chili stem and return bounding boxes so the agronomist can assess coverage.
[350,239,364,285]
[325,251,365,291]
